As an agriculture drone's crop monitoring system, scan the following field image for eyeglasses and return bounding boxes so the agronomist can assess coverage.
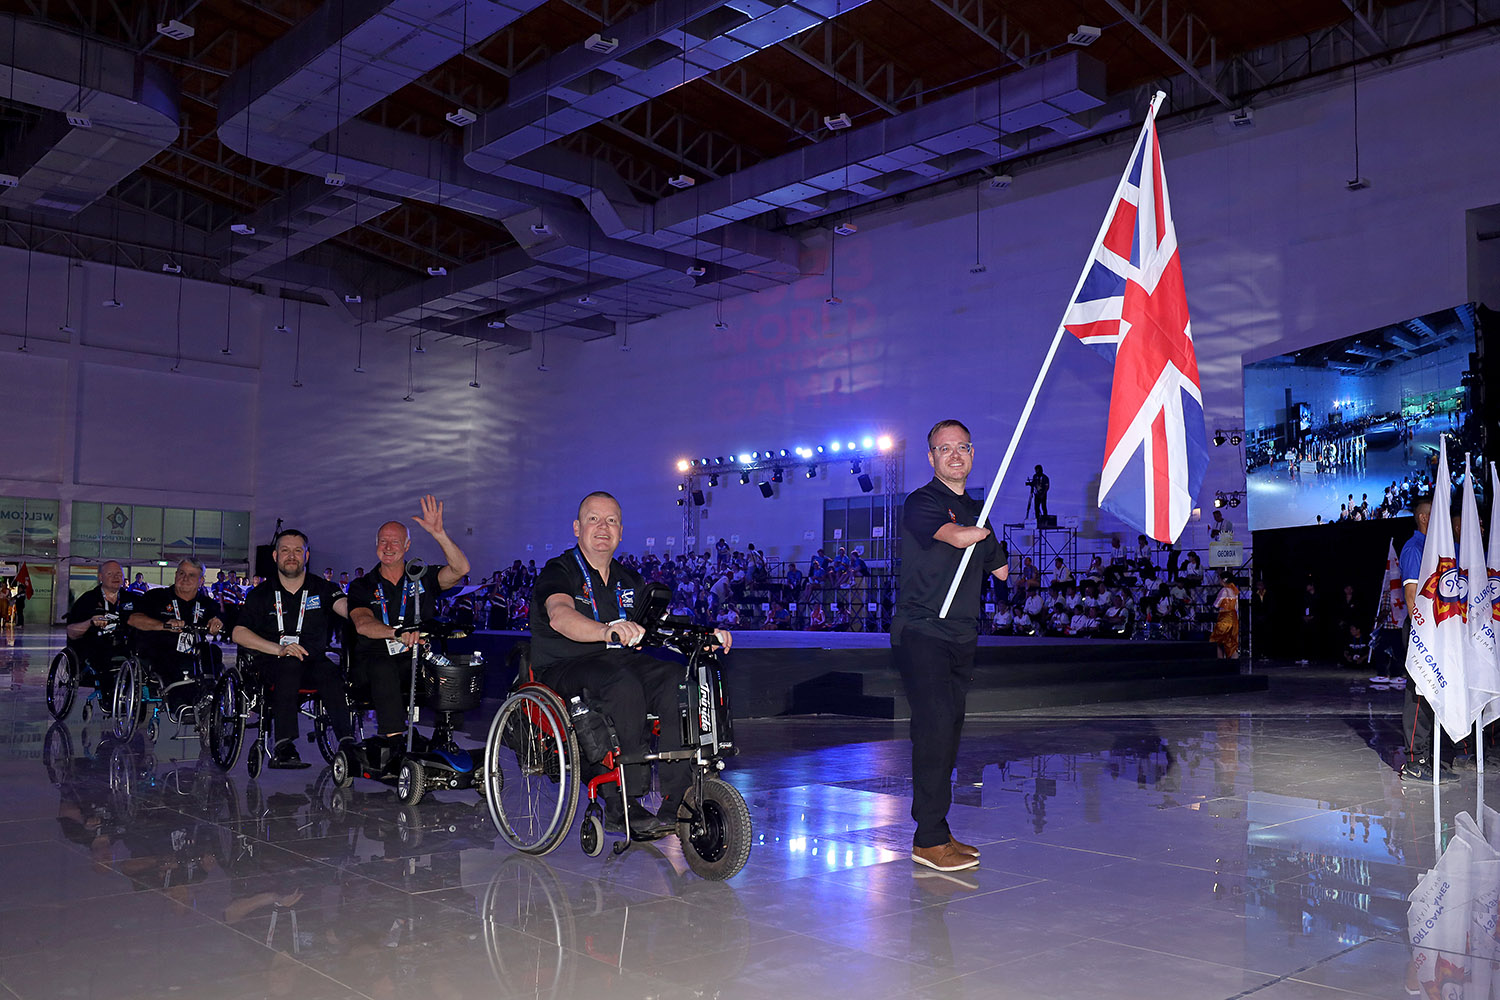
[931,442,973,457]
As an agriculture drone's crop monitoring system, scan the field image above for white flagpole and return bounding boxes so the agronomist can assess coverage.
[1434,725,1441,832]
[937,91,1168,619]
[1478,720,1485,838]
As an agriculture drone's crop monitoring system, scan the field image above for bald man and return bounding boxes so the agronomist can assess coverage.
[347,495,471,743]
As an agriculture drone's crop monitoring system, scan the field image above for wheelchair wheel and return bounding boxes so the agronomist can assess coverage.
[208,670,246,771]
[677,777,752,881]
[482,855,576,1000]
[111,658,142,741]
[46,649,79,720]
[247,737,263,780]
[397,758,426,806]
[484,687,579,856]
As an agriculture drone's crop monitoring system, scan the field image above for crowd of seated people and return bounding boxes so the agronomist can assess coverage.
[986,538,1228,640]
[444,543,888,633]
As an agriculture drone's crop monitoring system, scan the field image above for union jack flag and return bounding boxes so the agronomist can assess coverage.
[1062,93,1207,543]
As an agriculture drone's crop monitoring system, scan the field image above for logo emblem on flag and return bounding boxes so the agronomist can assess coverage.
[1419,557,1468,624]
[1063,94,1207,543]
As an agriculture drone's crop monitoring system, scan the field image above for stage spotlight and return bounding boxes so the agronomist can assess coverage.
[877,435,893,451]
[831,442,841,453]
[677,459,690,471]
[816,446,825,454]
[758,481,774,498]
[805,467,817,479]
[692,489,706,506]
[850,460,861,474]
[715,457,724,465]
[677,483,686,491]
[862,436,874,449]
[856,473,874,493]
[751,451,760,460]
[676,498,686,507]
[739,472,751,485]
[738,453,751,464]
[1212,431,1226,447]
[1213,493,1226,508]
[772,468,783,483]
[708,473,720,487]
[1228,495,1242,508]
[1230,434,1242,446]
[702,457,711,465]
[847,441,856,450]
[779,449,788,458]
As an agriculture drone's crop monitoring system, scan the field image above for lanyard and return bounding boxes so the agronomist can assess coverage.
[572,549,625,622]
[170,598,202,624]
[375,577,415,626]
[274,588,308,636]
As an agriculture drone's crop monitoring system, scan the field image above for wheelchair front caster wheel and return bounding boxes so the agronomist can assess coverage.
[580,809,605,857]
[81,700,94,724]
[247,740,263,779]
[146,718,158,743]
[330,749,354,788]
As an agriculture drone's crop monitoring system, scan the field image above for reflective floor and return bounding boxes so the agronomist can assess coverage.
[0,629,1476,999]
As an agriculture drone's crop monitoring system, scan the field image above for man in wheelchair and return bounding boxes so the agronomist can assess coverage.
[231,528,356,769]
[530,492,733,838]
[126,558,224,710]
[63,560,139,686]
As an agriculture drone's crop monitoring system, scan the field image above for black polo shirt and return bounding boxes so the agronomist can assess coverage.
[346,564,446,665]
[132,587,222,661]
[529,547,644,669]
[892,477,1006,644]
[238,575,345,655]
[66,586,138,660]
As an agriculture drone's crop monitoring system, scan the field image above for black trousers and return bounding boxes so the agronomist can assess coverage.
[368,652,414,735]
[268,652,351,746]
[893,630,974,849]
[537,649,689,806]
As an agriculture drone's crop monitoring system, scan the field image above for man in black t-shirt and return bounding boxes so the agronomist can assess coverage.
[893,419,1009,874]
[531,492,733,837]
[127,558,223,705]
[347,495,470,742]
[232,529,355,769]
[64,561,139,682]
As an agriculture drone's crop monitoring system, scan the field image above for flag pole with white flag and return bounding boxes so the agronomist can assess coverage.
[937,90,1208,618]
[1406,438,1500,789]
[1459,454,1498,819]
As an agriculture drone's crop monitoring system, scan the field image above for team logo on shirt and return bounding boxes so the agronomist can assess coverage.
[620,589,635,610]
[947,509,957,524]
[306,595,322,610]
[1419,557,1467,624]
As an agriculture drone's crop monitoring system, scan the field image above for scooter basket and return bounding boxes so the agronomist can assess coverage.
[421,653,485,712]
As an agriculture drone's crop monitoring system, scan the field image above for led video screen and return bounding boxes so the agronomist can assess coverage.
[1243,304,1481,532]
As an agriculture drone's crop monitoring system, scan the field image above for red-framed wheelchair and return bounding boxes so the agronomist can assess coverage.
[481,584,752,880]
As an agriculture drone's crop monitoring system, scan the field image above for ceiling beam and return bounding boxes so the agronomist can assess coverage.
[1098,0,1235,109]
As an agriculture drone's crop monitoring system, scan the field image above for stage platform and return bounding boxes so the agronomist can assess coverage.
[446,630,1267,720]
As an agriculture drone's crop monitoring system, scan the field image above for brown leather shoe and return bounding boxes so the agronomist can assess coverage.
[948,836,980,857]
[911,842,980,872]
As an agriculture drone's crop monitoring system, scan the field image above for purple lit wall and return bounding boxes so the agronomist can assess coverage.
[3,42,1497,613]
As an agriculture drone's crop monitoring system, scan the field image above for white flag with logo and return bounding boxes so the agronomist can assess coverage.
[1408,810,1500,1000]
[1484,462,1500,728]
[1405,437,1495,740]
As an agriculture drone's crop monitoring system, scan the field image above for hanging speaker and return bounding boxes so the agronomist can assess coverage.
[691,490,706,506]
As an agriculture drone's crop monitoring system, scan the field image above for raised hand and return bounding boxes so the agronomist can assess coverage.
[412,494,445,537]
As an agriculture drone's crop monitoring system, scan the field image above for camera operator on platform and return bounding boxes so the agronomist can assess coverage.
[347,496,470,746]
[1027,464,1050,519]
[530,491,733,838]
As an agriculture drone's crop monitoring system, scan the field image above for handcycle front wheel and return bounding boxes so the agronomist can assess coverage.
[46,649,79,720]
[677,776,752,881]
[484,686,579,856]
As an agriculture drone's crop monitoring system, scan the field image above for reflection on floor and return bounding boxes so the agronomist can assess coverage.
[0,628,1472,999]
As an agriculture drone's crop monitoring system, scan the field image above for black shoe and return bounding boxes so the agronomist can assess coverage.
[269,739,311,770]
[1400,758,1456,782]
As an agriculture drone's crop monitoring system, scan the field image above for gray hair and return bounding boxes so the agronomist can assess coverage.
[178,557,205,575]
